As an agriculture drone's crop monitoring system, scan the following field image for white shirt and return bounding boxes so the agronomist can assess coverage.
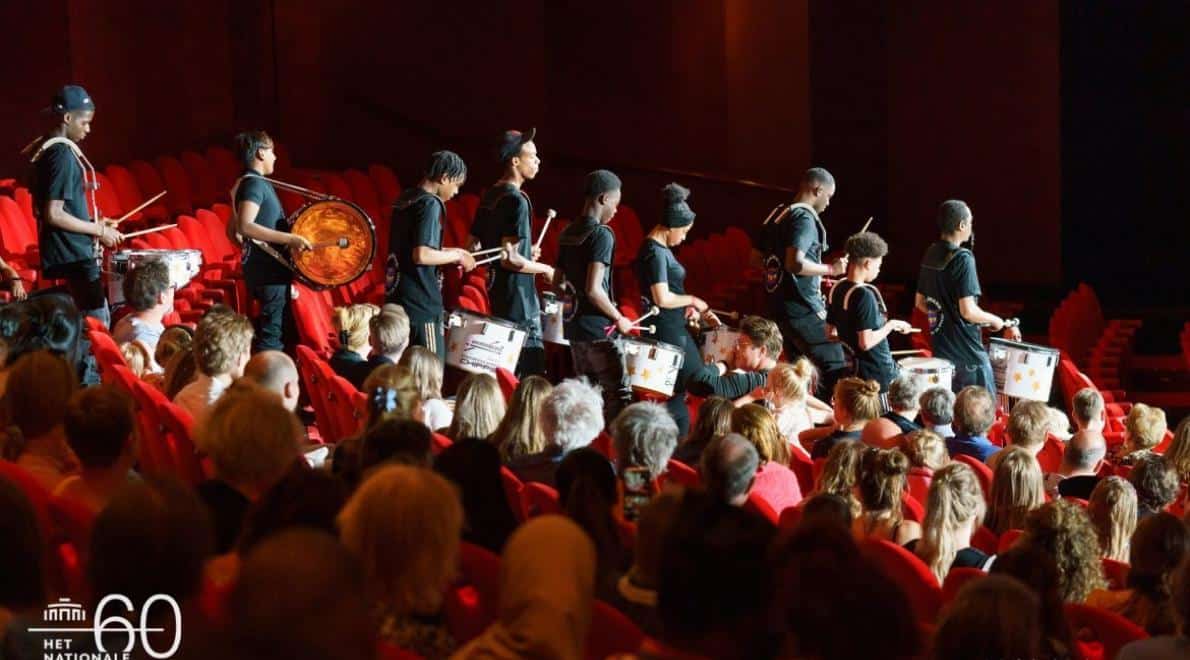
[421,398,454,433]
[173,374,229,430]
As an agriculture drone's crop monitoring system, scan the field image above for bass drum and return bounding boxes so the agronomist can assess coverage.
[288,199,376,289]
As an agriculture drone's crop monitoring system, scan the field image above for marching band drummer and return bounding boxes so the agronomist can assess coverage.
[636,183,767,437]
[915,200,1020,397]
[29,85,123,326]
[232,130,312,353]
[469,128,555,378]
[554,169,635,425]
[386,150,476,361]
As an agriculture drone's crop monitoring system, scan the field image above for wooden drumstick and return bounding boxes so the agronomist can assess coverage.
[114,190,167,223]
[533,209,557,251]
[709,308,740,321]
[310,237,350,250]
[121,223,177,239]
[891,349,926,356]
[475,252,504,266]
[470,246,504,257]
[860,216,873,233]
[631,324,656,334]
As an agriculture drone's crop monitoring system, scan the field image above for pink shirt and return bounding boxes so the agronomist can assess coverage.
[750,461,803,514]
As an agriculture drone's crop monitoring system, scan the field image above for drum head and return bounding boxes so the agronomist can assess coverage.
[290,200,376,288]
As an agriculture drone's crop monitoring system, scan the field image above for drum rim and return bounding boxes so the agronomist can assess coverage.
[898,357,956,371]
[450,308,527,332]
[987,336,1060,355]
[621,336,684,352]
[287,198,377,289]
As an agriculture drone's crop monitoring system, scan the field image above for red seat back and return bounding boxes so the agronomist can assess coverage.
[522,482,562,518]
[661,459,701,489]
[495,367,518,403]
[940,567,986,604]
[743,492,780,524]
[860,538,943,622]
[1102,558,1130,590]
[586,600,646,659]
[907,467,933,509]
[901,491,925,523]
[789,443,815,496]
[500,467,526,521]
[998,528,1025,554]
[155,156,194,215]
[180,151,217,208]
[952,454,993,499]
[1036,434,1065,473]
[1064,603,1148,660]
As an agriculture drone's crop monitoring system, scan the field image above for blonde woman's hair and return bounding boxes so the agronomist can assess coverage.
[1125,403,1168,452]
[731,403,789,465]
[814,441,865,517]
[766,358,815,408]
[361,364,421,429]
[491,375,553,461]
[155,325,193,367]
[332,303,379,352]
[1166,418,1190,484]
[902,429,948,471]
[1047,407,1073,442]
[986,446,1046,535]
[857,447,910,522]
[917,462,987,584]
[448,373,505,440]
[833,377,882,426]
[1088,476,1138,563]
[399,346,444,401]
[338,465,462,616]
[195,383,301,490]
[119,341,151,378]
[1022,500,1106,602]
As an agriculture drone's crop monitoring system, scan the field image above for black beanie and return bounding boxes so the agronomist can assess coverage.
[662,183,695,228]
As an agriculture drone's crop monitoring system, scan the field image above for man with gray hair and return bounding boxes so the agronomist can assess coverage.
[612,402,679,483]
[919,386,956,438]
[1045,429,1106,499]
[700,433,759,506]
[1070,387,1107,432]
[511,377,604,486]
[242,350,300,412]
[882,373,923,434]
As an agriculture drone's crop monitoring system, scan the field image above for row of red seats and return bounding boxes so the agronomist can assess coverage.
[1049,283,1142,391]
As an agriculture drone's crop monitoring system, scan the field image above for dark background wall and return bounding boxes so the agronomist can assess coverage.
[1,1,1181,306]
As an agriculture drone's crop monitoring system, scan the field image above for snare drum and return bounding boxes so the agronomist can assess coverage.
[446,310,527,375]
[540,291,568,346]
[623,337,685,399]
[898,357,955,392]
[988,338,1060,402]
[108,249,203,305]
[700,326,740,364]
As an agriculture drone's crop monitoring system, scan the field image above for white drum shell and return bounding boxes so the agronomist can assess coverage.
[623,338,684,398]
[989,338,1060,402]
[446,311,527,376]
[540,292,568,346]
[700,327,740,364]
[898,356,955,392]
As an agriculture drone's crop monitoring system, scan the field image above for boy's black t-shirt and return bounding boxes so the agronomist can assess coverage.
[557,216,616,342]
[388,187,446,318]
[916,241,984,366]
[32,142,94,274]
[236,171,292,286]
[761,204,827,320]
[827,280,897,390]
[472,183,538,325]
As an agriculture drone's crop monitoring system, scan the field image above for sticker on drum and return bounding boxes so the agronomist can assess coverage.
[540,291,569,346]
[700,327,740,364]
[898,356,955,392]
[446,311,527,375]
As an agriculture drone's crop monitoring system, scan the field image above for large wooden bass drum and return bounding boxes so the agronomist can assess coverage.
[288,199,376,289]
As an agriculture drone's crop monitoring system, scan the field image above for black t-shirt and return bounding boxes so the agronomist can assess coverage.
[557,216,616,342]
[388,188,446,318]
[1057,475,1100,501]
[827,280,897,390]
[197,479,250,554]
[883,411,923,434]
[811,429,862,460]
[635,238,688,346]
[761,204,827,320]
[916,241,984,366]
[236,171,292,285]
[472,184,538,325]
[32,142,94,274]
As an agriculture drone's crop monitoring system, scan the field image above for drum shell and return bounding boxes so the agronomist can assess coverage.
[622,337,685,398]
[540,291,568,346]
[897,356,956,392]
[700,326,740,364]
[287,199,376,289]
[446,310,527,375]
[988,337,1060,402]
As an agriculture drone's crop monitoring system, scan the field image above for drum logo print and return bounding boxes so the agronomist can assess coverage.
[385,254,400,297]
[763,254,783,293]
[925,296,945,335]
[560,280,579,322]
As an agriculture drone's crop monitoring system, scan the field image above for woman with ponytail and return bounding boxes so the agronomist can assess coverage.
[854,447,921,546]
[986,445,1046,535]
[329,303,380,389]
[809,377,882,459]
[912,462,991,583]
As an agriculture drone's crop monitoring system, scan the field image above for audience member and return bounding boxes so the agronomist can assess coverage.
[447,372,504,440]
[236,466,348,553]
[329,303,380,389]
[0,294,85,385]
[367,304,411,370]
[701,433,759,506]
[732,403,802,512]
[986,445,1045,535]
[358,418,434,475]
[919,386,956,438]
[611,489,683,638]
[1071,387,1107,432]
[1129,453,1181,520]
[1046,429,1106,499]
[854,447,920,546]
[1117,403,1168,467]
[112,261,173,363]
[912,462,992,582]
[119,339,152,377]
[1019,499,1106,602]
[796,492,855,532]
[814,440,866,518]
[162,345,198,399]
[242,350,300,412]
[946,385,997,462]
[902,429,948,505]
[931,576,1042,660]
[0,480,45,643]
[174,309,253,426]
[489,374,551,462]
[671,395,733,466]
[508,378,602,486]
[763,358,820,442]
[1165,417,1190,489]
[1047,406,1073,442]
[987,399,1050,470]
[400,346,453,432]
[338,465,462,659]
[154,324,193,372]
[1088,512,1188,635]
[861,416,902,450]
[1116,557,1190,660]
[2,351,80,491]
[809,377,881,460]
[556,448,627,601]
[1088,476,1138,563]
[613,402,679,484]
[882,373,924,434]
[990,544,1077,660]
[57,385,137,513]
[433,438,519,553]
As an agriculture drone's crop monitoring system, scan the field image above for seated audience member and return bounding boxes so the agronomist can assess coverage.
[774,522,920,660]
[174,309,253,426]
[507,378,603,487]
[489,375,552,462]
[882,373,924,434]
[902,428,948,504]
[1045,429,1106,499]
[643,491,777,660]
[986,445,1046,535]
[809,377,882,460]
[162,346,198,400]
[854,447,921,546]
[556,448,627,601]
[1129,453,1181,520]
[366,304,411,371]
[911,462,992,582]
[861,417,903,450]
[0,294,84,386]
[333,365,422,484]
[671,395,733,466]
[57,385,137,513]
[195,384,303,553]
[1116,557,1190,660]
[1048,407,1073,442]
[701,433,759,507]
[241,350,300,412]
[454,516,596,660]
[119,340,152,377]
[612,490,683,638]
[400,346,452,432]
[358,418,433,475]
[918,386,956,438]
[447,372,505,441]
[990,544,1078,660]
[761,358,822,442]
[0,351,79,491]
[1071,386,1107,432]
[236,467,348,553]
[338,465,461,659]
[0,480,45,648]
[946,385,998,462]
[1018,499,1106,602]
[796,492,856,531]
[153,324,193,373]
[1165,417,1190,490]
[329,303,380,389]
[687,315,779,399]
[1116,403,1168,467]
[814,441,866,518]
[1088,476,1138,563]
[931,576,1043,660]
[613,401,680,485]
[733,403,802,512]
[111,260,173,364]
[1088,512,1189,635]
[433,438,519,553]
[987,399,1051,470]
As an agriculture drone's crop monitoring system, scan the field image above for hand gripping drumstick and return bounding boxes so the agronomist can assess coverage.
[310,237,350,250]
[474,252,504,267]
[533,209,558,251]
[114,190,167,223]
[605,305,661,335]
[470,246,504,257]
[709,308,740,321]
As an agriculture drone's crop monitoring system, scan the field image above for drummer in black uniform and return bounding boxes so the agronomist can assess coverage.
[915,200,1020,397]
[637,183,767,437]
[826,231,913,397]
[386,150,477,361]
[470,128,555,377]
[232,130,312,352]
[554,169,635,424]
[759,167,848,398]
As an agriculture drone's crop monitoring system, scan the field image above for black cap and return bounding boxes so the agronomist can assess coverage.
[499,127,535,163]
[46,85,94,115]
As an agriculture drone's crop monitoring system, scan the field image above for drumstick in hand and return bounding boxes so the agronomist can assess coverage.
[310,237,350,250]
[122,224,177,239]
[115,191,167,223]
[533,209,557,251]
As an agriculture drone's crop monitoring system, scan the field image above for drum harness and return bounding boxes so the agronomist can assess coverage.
[26,136,102,264]
[229,172,335,277]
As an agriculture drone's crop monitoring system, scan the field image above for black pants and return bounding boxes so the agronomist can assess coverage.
[778,312,848,400]
[52,260,109,328]
[572,339,632,427]
[409,313,446,363]
[656,329,705,440]
[250,282,296,353]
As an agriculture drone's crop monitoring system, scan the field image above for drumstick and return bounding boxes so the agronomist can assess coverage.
[709,308,740,321]
[891,349,926,356]
[475,253,504,266]
[860,216,873,233]
[310,237,349,250]
[533,209,557,251]
[470,246,504,257]
[121,224,177,239]
[114,191,167,223]
[604,305,661,335]
[631,324,656,334]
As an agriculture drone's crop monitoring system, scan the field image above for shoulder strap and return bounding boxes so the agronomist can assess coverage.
[29,137,83,163]
[842,282,887,314]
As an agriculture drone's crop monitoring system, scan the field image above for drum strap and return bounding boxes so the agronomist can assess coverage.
[230,174,298,275]
[29,136,101,259]
[921,243,972,271]
[827,281,888,315]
